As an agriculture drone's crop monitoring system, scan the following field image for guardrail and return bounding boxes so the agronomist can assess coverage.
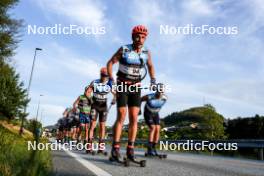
[106,139,264,160]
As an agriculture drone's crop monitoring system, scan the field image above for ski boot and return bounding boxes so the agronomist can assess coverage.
[85,139,96,155]
[125,145,146,167]
[109,143,129,166]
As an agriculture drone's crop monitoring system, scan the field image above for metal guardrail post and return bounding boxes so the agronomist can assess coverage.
[210,150,214,156]
[259,148,263,160]
[105,139,264,160]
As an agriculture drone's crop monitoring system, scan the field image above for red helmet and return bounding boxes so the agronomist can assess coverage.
[100,67,108,76]
[132,25,148,36]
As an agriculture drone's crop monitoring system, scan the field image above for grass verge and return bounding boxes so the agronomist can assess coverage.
[0,123,52,176]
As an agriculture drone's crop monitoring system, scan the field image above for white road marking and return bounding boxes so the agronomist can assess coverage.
[62,145,112,176]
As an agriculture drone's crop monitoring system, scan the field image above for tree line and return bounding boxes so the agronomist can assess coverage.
[161,104,263,140]
[0,0,29,122]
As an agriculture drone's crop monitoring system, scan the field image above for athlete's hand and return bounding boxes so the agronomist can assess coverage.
[108,77,115,88]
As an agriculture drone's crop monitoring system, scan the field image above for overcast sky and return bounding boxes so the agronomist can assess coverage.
[11,0,264,126]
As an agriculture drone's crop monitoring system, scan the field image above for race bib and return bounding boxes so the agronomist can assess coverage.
[119,64,142,76]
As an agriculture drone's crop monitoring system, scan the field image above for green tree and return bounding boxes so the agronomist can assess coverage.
[0,61,29,119]
[137,126,148,139]
[163,105,226,140]
[226,115,264,139]
[0,0,28,120]
[0,0,22,62]
[25,119,42,134]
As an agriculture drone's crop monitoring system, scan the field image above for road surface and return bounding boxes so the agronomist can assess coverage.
[51,144,264,176]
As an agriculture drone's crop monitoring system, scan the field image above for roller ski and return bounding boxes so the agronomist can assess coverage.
[144,144,167,159]
[85,140,96,155]
[124,146,146,167]
[86,149,96,155]
[97,149,108,156]
[109,148,130,167]
[123,156,146,167]
[144,151,167,159]
[154,150,167,159]
[95,140,108,156]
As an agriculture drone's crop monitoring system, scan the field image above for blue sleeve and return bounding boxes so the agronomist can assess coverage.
[107,79,113,89]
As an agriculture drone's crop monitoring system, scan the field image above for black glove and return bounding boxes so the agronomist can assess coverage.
[150,78,156,91]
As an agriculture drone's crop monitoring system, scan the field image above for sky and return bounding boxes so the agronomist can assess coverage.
[9,0,264,126]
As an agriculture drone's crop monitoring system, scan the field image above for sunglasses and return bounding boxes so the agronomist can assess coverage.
[101,73,109,77]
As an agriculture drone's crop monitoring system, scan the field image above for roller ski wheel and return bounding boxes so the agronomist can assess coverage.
[123,157,130,167]
[124,160,130,167]
[161,154,167,159]
[145,152,167,159]
[109,156,129,167]
[156,154,167,159]
[155,151,167,159]
[85,150,95,155]
[124,156,146,167]
[140,160,146,167]
[109,156,114,162]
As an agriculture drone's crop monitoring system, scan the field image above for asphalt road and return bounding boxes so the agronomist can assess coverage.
[51,144,264,176]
